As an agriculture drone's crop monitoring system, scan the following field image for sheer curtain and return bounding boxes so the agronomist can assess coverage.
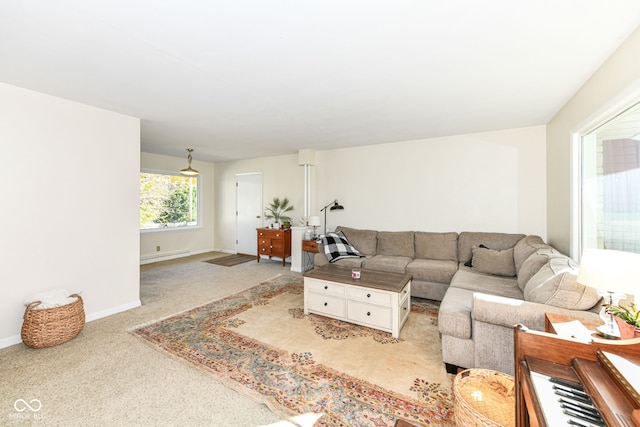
[581,102,640,254]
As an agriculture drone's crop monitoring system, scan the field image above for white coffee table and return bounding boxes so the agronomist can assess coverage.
[303,265,412,338]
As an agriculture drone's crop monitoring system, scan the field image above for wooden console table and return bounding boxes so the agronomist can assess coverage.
[256,228,291,266]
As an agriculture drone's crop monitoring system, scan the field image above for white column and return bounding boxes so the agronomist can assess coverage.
[298,149,316,221]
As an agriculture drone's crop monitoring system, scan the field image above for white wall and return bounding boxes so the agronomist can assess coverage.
[547,26,640,256]
[214,126,546,252]
[140,152,215,262]
[214,154,306,253]
[0,83,141,348]
[315,126,546,236]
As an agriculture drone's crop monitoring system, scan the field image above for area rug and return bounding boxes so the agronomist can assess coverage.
[204,253,256,267]
[130,275,454,426]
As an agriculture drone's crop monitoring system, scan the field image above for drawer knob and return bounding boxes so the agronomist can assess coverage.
[367,293,371,298]
[324,285,328,290]
[324,302,328,307]
[366,312,371,316]
[403,307,408,311]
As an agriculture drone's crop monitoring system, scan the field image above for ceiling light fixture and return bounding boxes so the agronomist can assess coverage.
[180,148,199,176]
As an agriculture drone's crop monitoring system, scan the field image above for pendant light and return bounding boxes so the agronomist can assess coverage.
[180,148,199,176]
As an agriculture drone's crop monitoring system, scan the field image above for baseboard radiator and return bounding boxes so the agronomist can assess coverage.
[140,249,190,265]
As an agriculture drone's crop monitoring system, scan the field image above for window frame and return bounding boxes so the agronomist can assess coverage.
[140,168,202,233]
[571,93,640,260]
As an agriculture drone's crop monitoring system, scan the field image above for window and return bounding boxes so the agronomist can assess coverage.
[580,102,640,254]
[140,171,199,230]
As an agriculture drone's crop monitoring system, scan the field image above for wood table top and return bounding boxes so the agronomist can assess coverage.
[303,264,411,293]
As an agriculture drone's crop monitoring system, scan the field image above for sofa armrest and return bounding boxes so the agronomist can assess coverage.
[472,292,601,332]
[313,243,328,267]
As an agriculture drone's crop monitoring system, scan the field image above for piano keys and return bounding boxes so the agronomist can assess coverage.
[529,371,605,426]
[514,324,640,427]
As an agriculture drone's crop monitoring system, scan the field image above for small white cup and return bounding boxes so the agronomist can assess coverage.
[352,268,361,279]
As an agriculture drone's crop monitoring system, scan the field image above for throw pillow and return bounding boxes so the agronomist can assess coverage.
[322,231,365,263]
[470,246,516,277]
[464,244,488,267]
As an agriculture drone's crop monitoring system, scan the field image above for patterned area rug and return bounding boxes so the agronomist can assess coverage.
[130,275,454,426]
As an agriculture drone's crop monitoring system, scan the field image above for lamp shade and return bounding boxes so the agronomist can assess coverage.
[308,216,321,227]
[577,249,640,295]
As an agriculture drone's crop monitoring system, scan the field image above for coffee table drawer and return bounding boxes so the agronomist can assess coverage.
[347,287,391,305]
[347,300,392,330]
[308,294,346,318]
[305,278,345,297]
[400,293,411,324]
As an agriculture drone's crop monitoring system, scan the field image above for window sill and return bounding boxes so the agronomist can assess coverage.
[140,226,203,234]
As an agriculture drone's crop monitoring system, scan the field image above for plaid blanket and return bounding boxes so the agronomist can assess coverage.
[321,231,364,263]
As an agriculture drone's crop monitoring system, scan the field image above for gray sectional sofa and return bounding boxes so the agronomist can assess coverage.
[313,226,602,375]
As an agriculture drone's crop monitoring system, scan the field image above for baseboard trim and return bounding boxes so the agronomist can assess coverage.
[0,335,22,349]
[0,299,142,350]
[85,299,142,322]
[140,248,215,265]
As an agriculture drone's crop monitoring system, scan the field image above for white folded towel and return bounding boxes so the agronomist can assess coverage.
[25,289,79,309]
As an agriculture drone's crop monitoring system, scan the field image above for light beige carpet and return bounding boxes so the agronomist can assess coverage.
[0,252,296,426]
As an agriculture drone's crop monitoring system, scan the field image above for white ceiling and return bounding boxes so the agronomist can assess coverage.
[2,1,640,162]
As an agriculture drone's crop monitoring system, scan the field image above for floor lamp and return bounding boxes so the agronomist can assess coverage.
[320,200,344,236]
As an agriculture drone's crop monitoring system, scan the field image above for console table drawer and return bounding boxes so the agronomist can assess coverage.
[305,278,345,297]
[258,229,285,239]
[347,300,392,330]
[307,295,345,318]
[347,287,391,305]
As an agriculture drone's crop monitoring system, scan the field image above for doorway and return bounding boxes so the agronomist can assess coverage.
[236,173,263,255]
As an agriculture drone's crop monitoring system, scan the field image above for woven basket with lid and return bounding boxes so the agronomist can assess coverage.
[453,368,515,427]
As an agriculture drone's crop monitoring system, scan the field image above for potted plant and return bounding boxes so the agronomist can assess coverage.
[605,302,640,339]
[264,197,294,229]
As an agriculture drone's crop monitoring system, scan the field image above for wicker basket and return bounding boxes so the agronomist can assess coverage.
[453,368,515,427]
[21,294,85,349]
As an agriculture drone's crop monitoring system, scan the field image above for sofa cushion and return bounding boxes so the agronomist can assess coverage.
[524,257,601,310]
[335,226,378,256]
[458,232,526,265]
[513,235,545,275]
[376,231,415,258]
[321,232,365,263]
[414,231,458,261]
[406,258,458,284]
[362,255,412,274]
[438,287,474,339]
[470,246,516,277]
[516,246,560,290]
[451,269,523,300]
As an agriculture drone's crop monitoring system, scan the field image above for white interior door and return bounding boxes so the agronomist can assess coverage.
[236,173,263,255]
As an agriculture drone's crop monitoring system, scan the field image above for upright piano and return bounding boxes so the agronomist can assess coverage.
[514,324,640,426]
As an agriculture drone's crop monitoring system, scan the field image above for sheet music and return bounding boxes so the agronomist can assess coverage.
[600,351,640,402]
[552,320,593,343]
